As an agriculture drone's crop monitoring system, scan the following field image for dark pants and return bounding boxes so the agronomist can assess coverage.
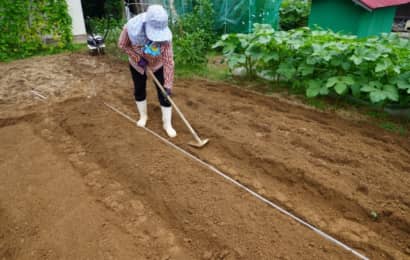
[129,65,171,107]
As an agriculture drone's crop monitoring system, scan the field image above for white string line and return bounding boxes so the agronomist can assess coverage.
[103,102,369,260]
[31,90,47,100]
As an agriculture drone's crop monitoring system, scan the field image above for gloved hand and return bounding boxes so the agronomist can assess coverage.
[165,87,172,96]
[137,57,148,68]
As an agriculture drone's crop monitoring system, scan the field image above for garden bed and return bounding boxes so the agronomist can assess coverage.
[0,53,409,259]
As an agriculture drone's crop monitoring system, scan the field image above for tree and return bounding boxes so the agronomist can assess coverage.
[81,0,123,19]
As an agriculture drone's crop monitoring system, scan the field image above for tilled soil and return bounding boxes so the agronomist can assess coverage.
[0,53,409,259]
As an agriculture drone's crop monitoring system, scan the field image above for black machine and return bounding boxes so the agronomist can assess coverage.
[85,16,111,55]
[393,3,410,32]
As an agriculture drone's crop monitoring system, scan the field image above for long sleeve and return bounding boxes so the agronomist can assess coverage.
[118,24,174,79]
[118,26,140,63]
[161,42,175,89]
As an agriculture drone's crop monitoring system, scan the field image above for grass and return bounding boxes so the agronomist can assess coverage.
[366,110,390,120]
[104,26,129,62]
[366,110,409,135]
[306,98,329,111]
[175,63,230,82]
[378,122,408,135]
[174,52,230,81]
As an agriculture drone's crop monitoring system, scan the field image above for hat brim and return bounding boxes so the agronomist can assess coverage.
[145,24,172,42]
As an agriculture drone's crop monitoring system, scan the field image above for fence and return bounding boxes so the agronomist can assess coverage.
[125,0,283,33]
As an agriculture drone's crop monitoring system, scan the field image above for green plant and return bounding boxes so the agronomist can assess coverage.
[100,18,129,61]
[214,25,410,106]
[0,0,72,62]
[306,98,329,111]
[175,59,229,81]
[280,0,311,30]
[213,24,273,79]
[81,0,123,19]
[174,32,209,65]
[370,211,379,221]
[171,0,215,66]
[87,17,124,36]
[379,122,408,135]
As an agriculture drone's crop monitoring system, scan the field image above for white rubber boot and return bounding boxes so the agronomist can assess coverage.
[161,106,177,138]
[136,100,148,127]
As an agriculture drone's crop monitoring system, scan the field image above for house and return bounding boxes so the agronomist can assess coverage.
[67,0,87,42]
[308,0,410,37]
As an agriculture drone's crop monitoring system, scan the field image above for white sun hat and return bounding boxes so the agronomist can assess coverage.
[145,5,172,42]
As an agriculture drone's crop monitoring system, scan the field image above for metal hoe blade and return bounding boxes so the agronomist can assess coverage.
[189,138,209,148]
[148,69,210,149]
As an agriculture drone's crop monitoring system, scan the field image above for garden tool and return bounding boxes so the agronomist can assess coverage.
[85,16,111,55]
[147,68,209,148]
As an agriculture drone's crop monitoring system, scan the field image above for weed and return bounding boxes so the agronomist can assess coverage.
[306,99,329,111]
[379,122,408,135]
[370,211,379,221]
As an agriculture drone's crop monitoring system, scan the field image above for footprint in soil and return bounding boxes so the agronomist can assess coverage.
[102,193,126,212]
[248,122,272,134]
[186,100,198,110]
[130,200,145,216]
[202,249,231,260]
[331,218,377,243]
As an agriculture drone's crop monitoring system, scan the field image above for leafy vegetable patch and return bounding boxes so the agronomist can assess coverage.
[214,25,410,106]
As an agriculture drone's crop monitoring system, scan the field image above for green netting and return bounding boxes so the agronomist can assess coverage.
[142,0,283,33]
[213,0,283,33]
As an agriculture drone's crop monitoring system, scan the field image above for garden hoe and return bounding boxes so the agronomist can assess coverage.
[148,69,209,148]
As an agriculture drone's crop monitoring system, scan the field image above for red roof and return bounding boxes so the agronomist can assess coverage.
[358,0,410,9]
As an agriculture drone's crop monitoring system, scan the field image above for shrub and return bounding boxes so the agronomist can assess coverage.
[279,0,311,30]
[0,0,72,61]
[214,24,410,106]
[171,0,215,66]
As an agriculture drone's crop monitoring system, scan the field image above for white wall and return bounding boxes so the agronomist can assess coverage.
[67,0,86,37]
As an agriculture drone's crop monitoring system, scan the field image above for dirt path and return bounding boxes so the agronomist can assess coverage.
[0,53,409,259]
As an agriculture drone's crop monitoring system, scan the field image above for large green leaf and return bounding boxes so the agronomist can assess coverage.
[383,85,399,102]
[369,90,386,103]
[257,35,271,45]
[298,63,314,76]
[227,54,246,69]
[341,76,355,85]
[259,70,276,80]
[350,55,362,65]
[361,81,382,93]
[375,58,392,73]
[212,40,224,49]
[351,84,361,98]
[393,66,401,74]
[363,51,380,61]
[262,53,279,63]
[245,45,264,59]
[319,86,329,95]
[341,62,351,71]
[361,86,375,93]
[397,79,410,90]
[277,62,296,80]
[334,82,348,95]
[306,80,321,97]
[325,77,338,88]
